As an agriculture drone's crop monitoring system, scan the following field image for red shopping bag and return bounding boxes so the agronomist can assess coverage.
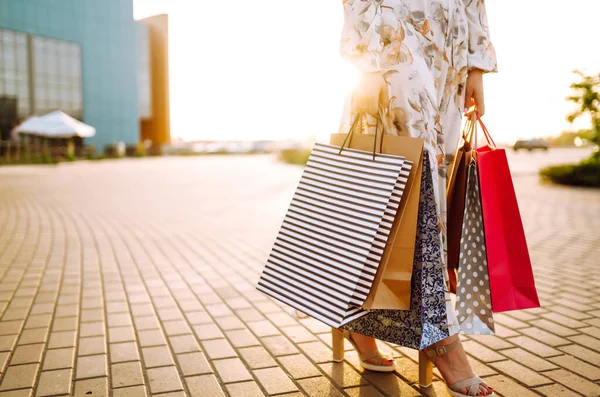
[475,115,540,313]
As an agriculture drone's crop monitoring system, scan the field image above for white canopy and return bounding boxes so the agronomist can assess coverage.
[14,111,95,139]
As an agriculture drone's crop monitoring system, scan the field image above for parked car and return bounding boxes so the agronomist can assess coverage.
[513,138,549,151]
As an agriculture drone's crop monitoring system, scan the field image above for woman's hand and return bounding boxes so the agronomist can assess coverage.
[352,72,389,116]
[464,69,485,116]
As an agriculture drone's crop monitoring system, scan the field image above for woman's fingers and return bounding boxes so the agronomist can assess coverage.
[473,88,485,116]
[464,86,474,114]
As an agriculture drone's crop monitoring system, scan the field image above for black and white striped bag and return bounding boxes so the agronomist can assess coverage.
[256,141,412,328]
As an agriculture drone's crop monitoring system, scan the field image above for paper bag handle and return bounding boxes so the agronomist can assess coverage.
[338,108,386,161]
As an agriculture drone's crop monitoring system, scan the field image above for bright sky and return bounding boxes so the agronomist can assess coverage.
[134,0,600,144]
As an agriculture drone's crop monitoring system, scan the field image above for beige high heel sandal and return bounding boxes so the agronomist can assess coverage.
[419,339,495,397]
[331,328,396,372]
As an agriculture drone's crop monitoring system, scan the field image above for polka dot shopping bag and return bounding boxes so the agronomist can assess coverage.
[455,158,494,334]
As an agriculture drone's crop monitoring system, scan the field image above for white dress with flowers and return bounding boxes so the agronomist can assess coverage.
[338,0,497,347]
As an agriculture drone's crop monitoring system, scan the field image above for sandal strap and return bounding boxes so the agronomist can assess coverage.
[341,329,392,365]
[423,338,462,363]
[359,350,381,363]
[450,375,485,396]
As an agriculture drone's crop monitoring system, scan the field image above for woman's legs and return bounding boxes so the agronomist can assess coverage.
[427,336,493,395]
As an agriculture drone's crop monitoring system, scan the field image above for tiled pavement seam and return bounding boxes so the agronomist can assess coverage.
[0,158,599,396]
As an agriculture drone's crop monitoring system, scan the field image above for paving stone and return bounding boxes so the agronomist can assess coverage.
[0,364,39,390]
[133,316,161,331]
[76,354,108,379]
[507,336,562,358]
[109,341,140,363]
[519,326,570,347]
[235,308,264,323]
[142,345,174,368]
[225,329,260,348]
[560,344,600,366]
[163,320,191,336]
[238,346,278,369]
[490,360,550,386]
[535,384,582,397]
[319,362,369,388]
[154,392,185,397]
[48,330,76,349]
[78,336,107,356]
[109,326,136,343]
[266,312,298,328]
[0,335,18,352]
[296,377,346,397]
[262,335,299,356]
[280,325,318,343]
[55,305,79,317]
[112,385,148,397]
[176,352,212,376]
[79,321,105,337]
[545,369,600,396]
[36,369,72,396]
[246,320,280,337]
[43,347,75,370]
[549,355,600,380]
[108,313,132,327]
[483,374,540,397]
[73,377,108,397]
[226,381,266,397]
[81,309,105,323]
[344,386,385,397]
[361,373,422,397]
[569,334,600,353]
[24,314,52,329]
[213,358,253,383]
[111,361,144,388]
[169,334,201,354]
[193,324,223,340]
[147,366,184,394]
[157,308,183,322]
[0,352,10,373]
[137,329,167,347]
[0,390,32,397]
[186,374,225,397]
[10,343,44,365]
[185,311,213,325]
[0,321,24,336]
[499,348,558,371]
[254,367,298,395]
[529,319,581,337]
[202,338,237,359]
[277,354,321,379]
[52,316,78,332]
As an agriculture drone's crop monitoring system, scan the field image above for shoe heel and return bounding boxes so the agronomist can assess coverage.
[332,329,344,362]
[419,350,433,388]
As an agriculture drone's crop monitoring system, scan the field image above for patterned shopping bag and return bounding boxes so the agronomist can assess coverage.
[342,153,455,349]
[455,159,495,335]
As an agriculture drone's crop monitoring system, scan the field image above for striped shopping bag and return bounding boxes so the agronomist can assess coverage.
[256,135,412,328]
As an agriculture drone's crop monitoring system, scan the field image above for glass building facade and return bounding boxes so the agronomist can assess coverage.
[0,0,141,149]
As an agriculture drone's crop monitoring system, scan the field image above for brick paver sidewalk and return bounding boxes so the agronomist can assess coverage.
[0,155,599,397]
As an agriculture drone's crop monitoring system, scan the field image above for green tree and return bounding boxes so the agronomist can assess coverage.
[566,70,600,160]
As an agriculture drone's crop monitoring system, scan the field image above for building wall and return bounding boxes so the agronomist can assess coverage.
[139,14,170,148]
[0,0,139,149]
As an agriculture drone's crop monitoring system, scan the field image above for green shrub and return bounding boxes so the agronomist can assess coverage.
[279,148,311,165]
[540,156,600,187]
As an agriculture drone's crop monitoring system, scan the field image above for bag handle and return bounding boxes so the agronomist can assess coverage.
[476,113,496,149]
[338,107,386,161]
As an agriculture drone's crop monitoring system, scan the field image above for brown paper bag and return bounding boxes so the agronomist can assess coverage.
[330,132,424,310]
[446,111,477,293]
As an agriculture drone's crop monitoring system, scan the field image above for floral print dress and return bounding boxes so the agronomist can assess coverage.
[338,0,497,348]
